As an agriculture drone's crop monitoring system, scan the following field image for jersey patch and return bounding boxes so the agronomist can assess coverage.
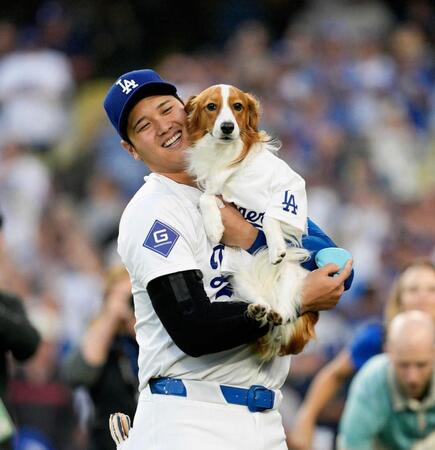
[143,220,180,257]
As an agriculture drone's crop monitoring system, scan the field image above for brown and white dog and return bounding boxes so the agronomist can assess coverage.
[185,84,318,360]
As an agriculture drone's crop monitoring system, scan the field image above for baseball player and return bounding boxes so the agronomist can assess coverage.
[103,69,353,450]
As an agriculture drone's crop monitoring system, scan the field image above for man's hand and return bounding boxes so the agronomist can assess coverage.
[218,201,353,314]
[219,201,258,250]
[300,260,353,315]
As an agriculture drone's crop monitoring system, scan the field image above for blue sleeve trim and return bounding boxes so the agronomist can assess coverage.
[306,218,337,247]
[302,218,354,290]
[301,218,336,272]
[246,230,267,255]
[246,219,354,290]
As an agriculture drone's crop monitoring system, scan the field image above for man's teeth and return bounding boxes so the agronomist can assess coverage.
[163,132,181,148]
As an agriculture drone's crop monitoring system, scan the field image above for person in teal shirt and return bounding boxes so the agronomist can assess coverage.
[338,310,435,450]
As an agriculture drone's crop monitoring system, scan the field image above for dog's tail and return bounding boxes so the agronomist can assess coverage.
[279,311,319,355]
[248,247,315,360]
[253,311,319,360]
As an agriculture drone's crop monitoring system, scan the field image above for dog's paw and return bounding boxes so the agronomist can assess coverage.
[269,246,287,265]
[267,310,283,326]
[200,194,225,243]
[203,217,225,243]
[247,303,269,321]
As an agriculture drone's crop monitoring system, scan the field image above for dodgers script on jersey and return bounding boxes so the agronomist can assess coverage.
[117,173,290,393]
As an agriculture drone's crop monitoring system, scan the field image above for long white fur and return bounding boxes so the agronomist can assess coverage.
[230,247,309,360]
[186,85,310,360]
[188,132,246,243]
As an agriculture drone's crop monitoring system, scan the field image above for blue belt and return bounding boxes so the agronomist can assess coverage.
[149,377,275,413]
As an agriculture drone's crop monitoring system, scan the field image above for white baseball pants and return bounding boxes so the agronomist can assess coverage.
[122,384,288,450]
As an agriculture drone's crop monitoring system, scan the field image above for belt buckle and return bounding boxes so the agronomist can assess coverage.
[247,385,275,413]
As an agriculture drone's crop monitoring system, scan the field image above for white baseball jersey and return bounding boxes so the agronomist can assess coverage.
[222,147,307,237]
[117,173,290,393]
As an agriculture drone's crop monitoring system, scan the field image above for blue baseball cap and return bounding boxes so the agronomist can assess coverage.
[103,69,178,140]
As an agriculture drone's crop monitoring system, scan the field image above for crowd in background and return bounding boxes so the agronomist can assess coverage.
[0,0,434,449]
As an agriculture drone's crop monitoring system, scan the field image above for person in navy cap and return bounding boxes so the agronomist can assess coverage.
[103,69,353,450]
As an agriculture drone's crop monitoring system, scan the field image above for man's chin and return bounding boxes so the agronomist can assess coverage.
[406,386,424,399]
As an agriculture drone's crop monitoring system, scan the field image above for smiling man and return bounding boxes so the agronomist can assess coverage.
[338,310,435,450]
[122,95,191,183]
[103,69,352,450]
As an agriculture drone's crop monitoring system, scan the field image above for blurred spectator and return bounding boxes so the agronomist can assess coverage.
[79,174,125,250]
[62,267,138,450]
[0,289,40,450]
[0,213,41,449]
[338,189,391,289]
[0,28,74,151]
[0,287,40,398]
[287,260,435,450]
[366,99,425,201]
[280,309,353,449]
[36,1,95,83]
[0,22,17,57]
[338,310,435,450]
[36,199,103,351]
[291,0,394,42]
[225,20,275,92]
[384,260,435,325]
[390,24,434,133]
[0,211,30,301]
[7,302,81,450]
[93,124,146,201]
[157,53,211,99]
[0,142,51,273]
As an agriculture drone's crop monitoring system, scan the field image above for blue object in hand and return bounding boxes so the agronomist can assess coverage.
[315,247,353,275]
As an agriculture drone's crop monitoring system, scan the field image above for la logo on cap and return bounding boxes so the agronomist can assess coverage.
[116,78,139,95]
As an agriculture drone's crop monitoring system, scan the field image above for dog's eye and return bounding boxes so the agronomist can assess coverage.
[206,103,217,111]
[233,103,243,111]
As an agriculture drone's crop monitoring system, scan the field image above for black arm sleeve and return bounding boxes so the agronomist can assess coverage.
[146,270,269,357]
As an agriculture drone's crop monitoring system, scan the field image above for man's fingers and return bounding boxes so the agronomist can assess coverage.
[329,285,344,302]
[319,259,353,278]
[216,195,235,208]
[335,259,353,283]
[320,263,341,275]
[215,196,225,209]
[335,284,345,298]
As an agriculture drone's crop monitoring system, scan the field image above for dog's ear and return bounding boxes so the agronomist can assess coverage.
[184,95,197,116]
[185,95,202,141]
[245,93,260,132]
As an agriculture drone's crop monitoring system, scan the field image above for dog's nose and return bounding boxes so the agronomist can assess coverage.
[220,122,234,135]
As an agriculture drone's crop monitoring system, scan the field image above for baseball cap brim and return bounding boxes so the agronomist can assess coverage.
[118,81,177,140]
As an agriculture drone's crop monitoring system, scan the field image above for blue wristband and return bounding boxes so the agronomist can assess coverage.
[246,230,267,255]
